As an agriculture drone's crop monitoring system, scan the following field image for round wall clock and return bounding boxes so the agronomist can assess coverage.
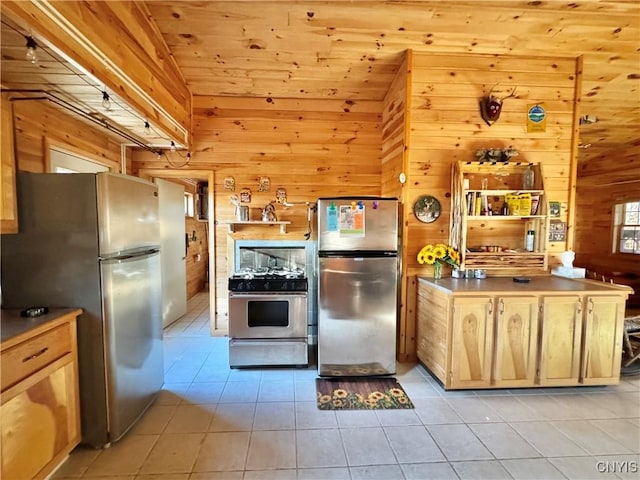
[413,195,441,223]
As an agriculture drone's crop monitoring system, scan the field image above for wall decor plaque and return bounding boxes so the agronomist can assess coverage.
[240,189,251,203]
[413,195,441,223]
[259,176,270,192]
[276,188,287,204]
[224,176,235,191]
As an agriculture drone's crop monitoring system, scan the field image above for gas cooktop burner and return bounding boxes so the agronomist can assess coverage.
[232,267,306,280]
[229,267,307,292]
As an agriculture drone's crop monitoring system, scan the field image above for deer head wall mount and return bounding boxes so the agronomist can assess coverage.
[479,85,517,126]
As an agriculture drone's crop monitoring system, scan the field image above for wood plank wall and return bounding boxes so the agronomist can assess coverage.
[399,52,580,359]
[134,96,384,329]
[574,149,640,280]
[406,52,579,271]
[11,100,122,173]
[381,51,412,360]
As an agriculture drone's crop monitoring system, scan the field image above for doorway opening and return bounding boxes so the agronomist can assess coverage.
[138,169,216,335]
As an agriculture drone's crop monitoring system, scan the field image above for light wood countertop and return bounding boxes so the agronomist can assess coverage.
[1,308,82,346]
[417,275,633,297]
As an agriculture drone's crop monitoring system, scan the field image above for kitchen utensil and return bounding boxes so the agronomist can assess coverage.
[261,203,277,221]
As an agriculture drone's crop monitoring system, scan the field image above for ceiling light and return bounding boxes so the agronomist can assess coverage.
[143,121,151,136]
[170,141,176,152]
[25,35,38,64]
[101,90,111,110]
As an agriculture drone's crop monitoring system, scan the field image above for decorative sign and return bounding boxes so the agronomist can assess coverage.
[276,187,287,204]
[339,203,365,237]
[413,195,441,223]
[259,176,270,192]
[549,220,567,242]
[224,176,235,191]
[527,103,547,133]
[240,189,251,203]
[549,201,561,217]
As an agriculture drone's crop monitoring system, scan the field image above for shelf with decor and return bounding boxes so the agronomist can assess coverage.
[220,220,290,234]
[450,161,549,271]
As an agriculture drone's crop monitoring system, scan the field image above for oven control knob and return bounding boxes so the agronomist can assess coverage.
[263,281,270,290]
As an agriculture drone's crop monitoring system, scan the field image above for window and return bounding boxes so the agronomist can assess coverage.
[184,192,194,217]
[614,201,640,254]
[49,147,109,173]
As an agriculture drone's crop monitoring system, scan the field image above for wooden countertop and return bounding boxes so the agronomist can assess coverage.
[1,308,82,346]
[418,275,633,297]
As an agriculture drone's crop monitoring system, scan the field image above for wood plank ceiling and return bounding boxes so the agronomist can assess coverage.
[2,1,639,171]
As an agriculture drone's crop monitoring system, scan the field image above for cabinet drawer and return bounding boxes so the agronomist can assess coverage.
[0,323,72,391]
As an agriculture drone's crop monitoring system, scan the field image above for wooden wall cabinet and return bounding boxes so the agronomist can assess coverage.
[450,161,548,271]
[416,278,629,390]
[1,310,81,479]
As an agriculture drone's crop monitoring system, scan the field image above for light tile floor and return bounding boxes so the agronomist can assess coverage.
[54,291,640,479]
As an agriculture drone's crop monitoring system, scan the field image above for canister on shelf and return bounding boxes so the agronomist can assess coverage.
[526,230,535,252]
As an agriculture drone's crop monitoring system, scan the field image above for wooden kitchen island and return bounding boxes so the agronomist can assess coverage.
[416,276,632,390]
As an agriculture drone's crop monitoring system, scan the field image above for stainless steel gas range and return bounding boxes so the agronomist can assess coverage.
[228,242,315,368]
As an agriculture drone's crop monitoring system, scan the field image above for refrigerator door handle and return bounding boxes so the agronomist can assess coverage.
[100,248,160,263]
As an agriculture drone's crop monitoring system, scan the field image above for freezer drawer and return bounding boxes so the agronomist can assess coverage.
[318,256,398,376]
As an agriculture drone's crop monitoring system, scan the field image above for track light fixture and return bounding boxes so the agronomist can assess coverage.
[101,90,111,110]
[170,140,176,152]
[25,35,38,64]
[143,121,151,136]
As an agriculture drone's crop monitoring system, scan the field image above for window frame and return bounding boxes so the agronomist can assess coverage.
[184,192,195,218]
[612,199,640,255]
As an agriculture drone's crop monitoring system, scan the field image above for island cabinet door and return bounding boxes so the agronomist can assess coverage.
[581,296,625,385]
[538,296,583,386]
[493,296,539,388]
[450,297,494,389]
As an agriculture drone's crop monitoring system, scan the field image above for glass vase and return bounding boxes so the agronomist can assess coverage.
[433,262,443,280]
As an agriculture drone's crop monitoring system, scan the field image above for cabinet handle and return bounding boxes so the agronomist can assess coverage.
[587,298,594,314]
[498,299,504,316]
[487,301,493,315]
[22,347,49,362]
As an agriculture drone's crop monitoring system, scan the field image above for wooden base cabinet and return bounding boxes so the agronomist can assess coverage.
[493,296,539,387]
[450,297,494,389]
[416,277,630,390]
[538,296,583,386]
[581,296,626,385]
[1,310,81,480]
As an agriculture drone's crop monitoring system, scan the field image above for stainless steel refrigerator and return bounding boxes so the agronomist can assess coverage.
[317,197,399,376]
[1,172,163,448]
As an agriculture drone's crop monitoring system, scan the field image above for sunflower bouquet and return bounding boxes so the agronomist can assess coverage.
[417,243,461,279]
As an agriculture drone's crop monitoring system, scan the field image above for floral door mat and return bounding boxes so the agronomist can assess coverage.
[315,377,414,410]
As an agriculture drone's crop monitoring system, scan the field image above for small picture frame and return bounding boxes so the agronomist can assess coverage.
[549,220,567,242]
[240,189,251,203]
[259,176,270,192]
[276,188,287,204]
[224,176,235,191]
[549,201,561,217]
